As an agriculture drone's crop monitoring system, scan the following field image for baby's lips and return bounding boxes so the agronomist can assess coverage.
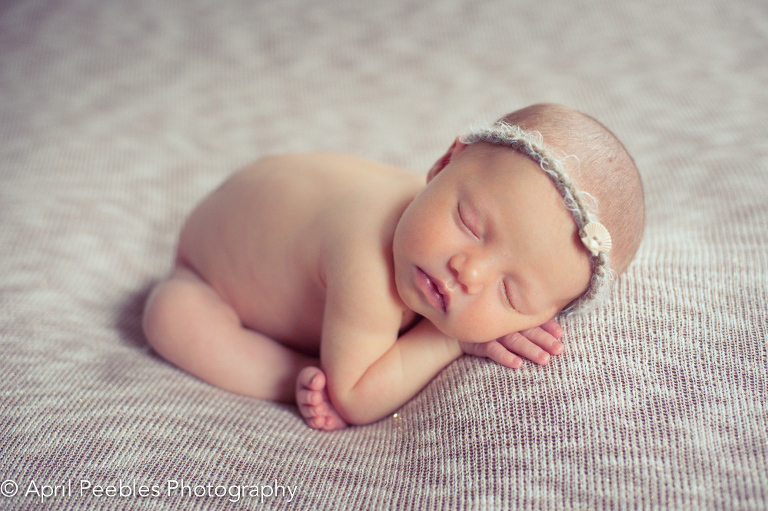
[416,267,449,313]
[434,276,451,312]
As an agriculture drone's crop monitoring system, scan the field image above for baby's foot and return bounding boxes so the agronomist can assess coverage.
[295,366,348,431]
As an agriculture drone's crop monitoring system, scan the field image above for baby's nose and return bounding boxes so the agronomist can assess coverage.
[449,253,491,295]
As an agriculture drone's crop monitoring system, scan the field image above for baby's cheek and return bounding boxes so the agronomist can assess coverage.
[444,317,504,343]
[461,311,540,342]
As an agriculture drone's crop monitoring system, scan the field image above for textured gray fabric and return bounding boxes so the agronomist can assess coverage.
[1,0,766,509]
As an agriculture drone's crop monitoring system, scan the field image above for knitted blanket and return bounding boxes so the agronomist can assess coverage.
[1,0,766,509]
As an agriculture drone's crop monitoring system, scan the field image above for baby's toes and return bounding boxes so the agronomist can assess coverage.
[296,388,321,406]
[309,415,328,430]
[297,401,318,419]
[296,366,325,391]
[307,369,326,391]
[321,414,346,431]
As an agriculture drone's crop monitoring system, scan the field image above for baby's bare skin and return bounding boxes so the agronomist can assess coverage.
[144,148,573,430]
[143,103,644,431]
[178,153,432,429]
[178,152,423,354]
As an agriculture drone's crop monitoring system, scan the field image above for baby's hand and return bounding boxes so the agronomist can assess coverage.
[460,320,564,369]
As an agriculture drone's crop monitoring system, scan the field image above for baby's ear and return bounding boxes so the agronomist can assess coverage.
[427,137,466,182]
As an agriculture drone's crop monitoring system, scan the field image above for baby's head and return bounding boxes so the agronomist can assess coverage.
[461,103,645,313]
[393,103,644,342]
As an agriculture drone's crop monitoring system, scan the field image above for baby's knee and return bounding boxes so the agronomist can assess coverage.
[142,278,185,349]
[142,275,203,344]
[142,270,239,351]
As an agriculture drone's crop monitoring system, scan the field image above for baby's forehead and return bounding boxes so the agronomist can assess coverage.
[463,145,573,216]
[463,142,561,189]
[461,137,591,210]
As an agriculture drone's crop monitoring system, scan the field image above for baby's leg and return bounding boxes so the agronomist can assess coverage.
[142,265,316,403]
[295,367,348,431]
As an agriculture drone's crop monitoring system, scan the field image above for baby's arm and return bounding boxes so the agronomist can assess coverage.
[313,317,564,427]
[315,258,567,426]
[314,233,566,426]
[321,311,462,426]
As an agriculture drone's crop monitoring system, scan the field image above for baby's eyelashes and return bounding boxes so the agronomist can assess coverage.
[457,202,483,240]
[501,280,522,314]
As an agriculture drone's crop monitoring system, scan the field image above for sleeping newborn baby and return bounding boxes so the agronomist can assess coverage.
[142,103,645,430]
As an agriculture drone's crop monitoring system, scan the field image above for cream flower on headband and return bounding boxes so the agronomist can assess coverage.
[581,221,612,257]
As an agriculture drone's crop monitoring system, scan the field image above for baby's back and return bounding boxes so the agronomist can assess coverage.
[177,152,422,355]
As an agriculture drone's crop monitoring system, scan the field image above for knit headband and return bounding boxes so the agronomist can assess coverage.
[460,121,613,315]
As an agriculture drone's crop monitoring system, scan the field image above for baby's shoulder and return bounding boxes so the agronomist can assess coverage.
[230,150,423,253]
[240,151,416,186]
[235,150,423,232]
[290,152,421,290]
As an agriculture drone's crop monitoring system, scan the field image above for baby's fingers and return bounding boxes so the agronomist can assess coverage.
[519,326,564,356]
[482,340,523,369]
[499,332,553,366]
[540,319,564,339]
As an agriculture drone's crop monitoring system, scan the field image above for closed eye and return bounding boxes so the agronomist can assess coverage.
[502,280,521,314]
[458,202,481,240]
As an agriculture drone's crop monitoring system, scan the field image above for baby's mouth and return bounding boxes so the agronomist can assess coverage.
[416,267,448,313]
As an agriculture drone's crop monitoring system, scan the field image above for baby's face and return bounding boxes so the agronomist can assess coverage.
[393,142,592,343]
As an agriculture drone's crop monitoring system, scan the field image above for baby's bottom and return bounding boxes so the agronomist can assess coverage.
[142,265,345,429]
